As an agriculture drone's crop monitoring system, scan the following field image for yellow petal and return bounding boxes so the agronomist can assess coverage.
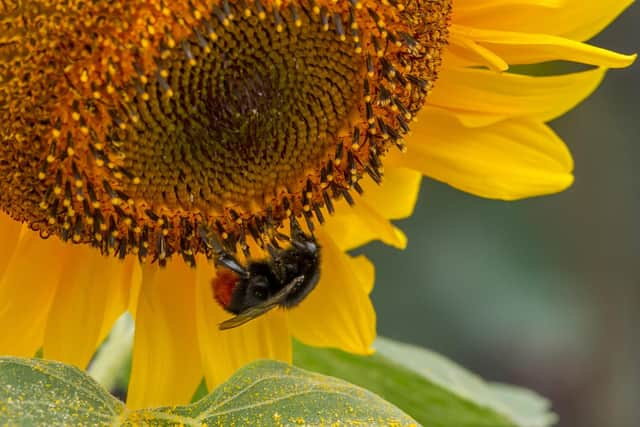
[428,66,607,127]
[358,166,423,220]
[0,230,66,356]
[43,247,133,369]
[322,166,418,252]
[194,259,292,389]
[322,200,407,252]
[101,260,140,341]
[455,0,634,42]
[0,214,22,277]
[288,232,376,355]
[127,261,203,409]
[402,108,573,200]
[446,31,509,72]
[449,24,636,69]
[126,262,143,319]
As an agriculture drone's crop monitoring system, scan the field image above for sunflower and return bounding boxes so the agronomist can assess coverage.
[0,0,634,409]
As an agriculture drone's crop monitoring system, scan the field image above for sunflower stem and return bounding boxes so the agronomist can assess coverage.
[88,313,134,392]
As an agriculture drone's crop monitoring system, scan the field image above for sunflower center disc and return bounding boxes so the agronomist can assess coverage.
[1,0,453,263]
[122,9,361,212]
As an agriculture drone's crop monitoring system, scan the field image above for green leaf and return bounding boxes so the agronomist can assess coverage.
[375,337,556,427]
[1,357,417,426]
[294,338,557,427]
[0,357,124,426]
[487,384,557,427]
[131,359,417,426]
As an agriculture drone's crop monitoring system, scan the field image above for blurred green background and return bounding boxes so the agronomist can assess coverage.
[361,6,639,427]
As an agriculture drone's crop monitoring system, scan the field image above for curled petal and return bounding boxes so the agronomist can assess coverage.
[449,25,636,69]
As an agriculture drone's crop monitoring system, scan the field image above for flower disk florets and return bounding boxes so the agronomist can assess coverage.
[0,0,451,264]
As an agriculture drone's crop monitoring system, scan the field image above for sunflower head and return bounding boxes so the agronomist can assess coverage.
[0,0,451,265]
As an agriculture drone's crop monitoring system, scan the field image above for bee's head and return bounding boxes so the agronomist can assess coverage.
[226,273,273,314]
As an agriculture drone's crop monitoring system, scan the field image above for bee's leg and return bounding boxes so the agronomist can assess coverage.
[198,225,248,277]
[289,216,318,252]
[289,215,307,240]
[215,251,248,277]
[266,242,284,259]
[266,242,289,281]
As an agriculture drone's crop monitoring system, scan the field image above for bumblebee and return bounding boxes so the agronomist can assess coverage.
[205,219,320,330]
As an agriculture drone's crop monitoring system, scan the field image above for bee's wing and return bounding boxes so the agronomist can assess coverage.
[218,276,305,330]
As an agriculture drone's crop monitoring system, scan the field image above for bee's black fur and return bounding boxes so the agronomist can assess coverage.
[226,233,320,314]
[207,217,321,326]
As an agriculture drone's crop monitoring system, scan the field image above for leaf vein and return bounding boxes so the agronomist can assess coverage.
[201,389,363,419]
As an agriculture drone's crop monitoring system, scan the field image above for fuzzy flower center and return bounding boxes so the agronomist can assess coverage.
[0,0,452,264]
[124,8,361,211]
